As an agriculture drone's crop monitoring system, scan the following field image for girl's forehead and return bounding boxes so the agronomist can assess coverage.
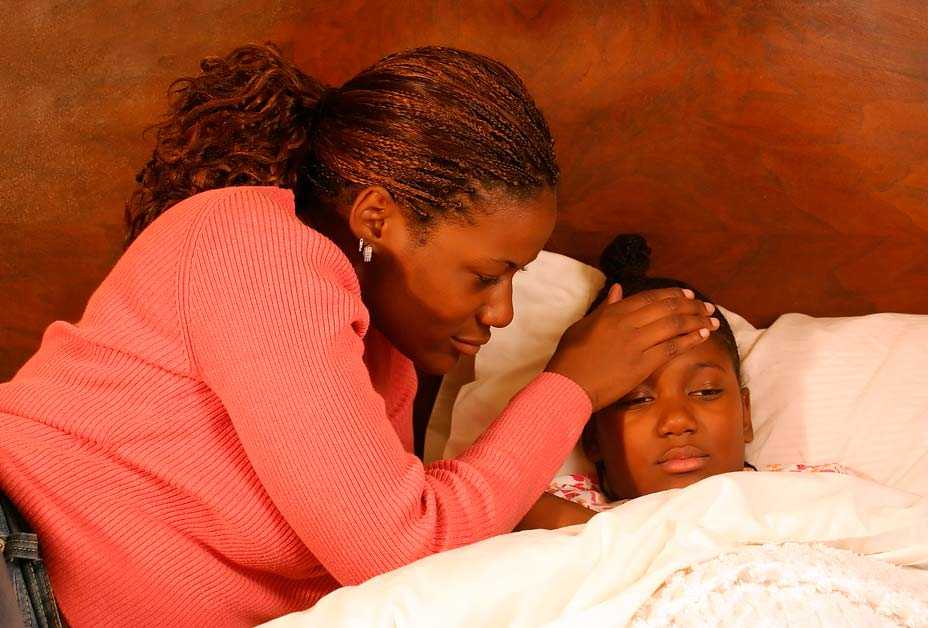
[650,338,737,382]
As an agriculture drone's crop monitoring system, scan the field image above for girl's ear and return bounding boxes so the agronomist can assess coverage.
[581,416,602,462]
[741,387,754,443]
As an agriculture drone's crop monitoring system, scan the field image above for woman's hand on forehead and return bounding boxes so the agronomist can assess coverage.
[546,286,719,412]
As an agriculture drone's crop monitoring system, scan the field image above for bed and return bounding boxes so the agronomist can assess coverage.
[261,251,928,627]
[3,2,927,627]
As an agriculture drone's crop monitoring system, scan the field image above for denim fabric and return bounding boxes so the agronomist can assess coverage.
[0,560,25,628]
[0,494,64,628]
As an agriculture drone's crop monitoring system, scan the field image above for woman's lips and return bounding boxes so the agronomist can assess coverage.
[657,445,710,474]
[450,337,485,356]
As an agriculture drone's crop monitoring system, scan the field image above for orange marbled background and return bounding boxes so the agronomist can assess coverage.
[2,0,926,379]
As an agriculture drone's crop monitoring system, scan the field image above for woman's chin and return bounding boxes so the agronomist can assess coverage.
[413,349,460,376]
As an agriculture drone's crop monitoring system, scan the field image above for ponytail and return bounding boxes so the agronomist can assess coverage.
[124,44,326,245]
[126,44,559,245]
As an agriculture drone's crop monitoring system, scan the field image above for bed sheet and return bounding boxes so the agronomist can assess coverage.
[260,472,928,627]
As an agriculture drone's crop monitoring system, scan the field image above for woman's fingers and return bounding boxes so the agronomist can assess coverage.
[620,295,714,329]
[634,313,719,349]
[641,327,714,370]
[602,287,704,317]
[547,285,719,412]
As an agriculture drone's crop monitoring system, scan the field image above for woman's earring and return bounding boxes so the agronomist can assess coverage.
[359,238,373,263]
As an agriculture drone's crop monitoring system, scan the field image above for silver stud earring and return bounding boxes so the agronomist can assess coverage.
[359,238,373,263]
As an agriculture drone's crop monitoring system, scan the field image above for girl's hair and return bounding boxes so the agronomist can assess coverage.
[124,44,558,244]
[592,234,742,381]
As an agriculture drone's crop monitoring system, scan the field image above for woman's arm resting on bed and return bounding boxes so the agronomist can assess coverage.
[515,492,595,531]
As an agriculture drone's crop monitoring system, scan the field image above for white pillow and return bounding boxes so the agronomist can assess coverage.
[431,251,928,498]
[740,312,928,496]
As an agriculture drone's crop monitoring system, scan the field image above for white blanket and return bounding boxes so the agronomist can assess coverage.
[261,473,928,627]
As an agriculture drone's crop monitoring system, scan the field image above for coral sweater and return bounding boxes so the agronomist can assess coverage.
[0,187,591,627]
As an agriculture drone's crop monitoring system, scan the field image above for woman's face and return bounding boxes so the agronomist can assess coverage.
[358,186,557,374]
[588,338,753,499]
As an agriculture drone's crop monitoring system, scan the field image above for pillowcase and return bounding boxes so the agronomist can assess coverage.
[740,312,928,496]
[429,250,928,498]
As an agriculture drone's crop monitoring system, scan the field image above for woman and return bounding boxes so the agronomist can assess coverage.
[0,45,716,626]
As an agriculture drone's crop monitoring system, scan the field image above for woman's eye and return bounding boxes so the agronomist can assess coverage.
[476,274,502,287]
[692,388,724,398]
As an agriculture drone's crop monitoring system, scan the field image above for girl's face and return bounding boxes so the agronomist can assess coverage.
[357,186,557,375]
[587,338,753,499]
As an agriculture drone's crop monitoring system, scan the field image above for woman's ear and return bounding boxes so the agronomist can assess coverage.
[741,387,754,443]
[346,186,407,253]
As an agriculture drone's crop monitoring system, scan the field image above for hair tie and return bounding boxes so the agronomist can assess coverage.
[308,87,336,138]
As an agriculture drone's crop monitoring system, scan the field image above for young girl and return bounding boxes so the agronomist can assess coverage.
[549,234,856,511]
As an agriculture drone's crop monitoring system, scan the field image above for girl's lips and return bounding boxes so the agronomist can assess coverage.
[658,456,709,474]
[657,445,710,474]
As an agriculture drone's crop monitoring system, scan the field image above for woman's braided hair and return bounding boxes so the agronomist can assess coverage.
[125,43,558,244]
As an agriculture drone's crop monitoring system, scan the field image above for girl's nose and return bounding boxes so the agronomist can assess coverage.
[656,402,698,436]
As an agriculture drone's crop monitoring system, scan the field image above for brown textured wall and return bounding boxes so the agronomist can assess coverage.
[2,0,927,380]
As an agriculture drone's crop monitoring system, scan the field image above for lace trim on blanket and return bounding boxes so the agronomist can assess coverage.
[631,543,928,627]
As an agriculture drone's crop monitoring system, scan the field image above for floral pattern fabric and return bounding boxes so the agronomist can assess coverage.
[547,463,862,513]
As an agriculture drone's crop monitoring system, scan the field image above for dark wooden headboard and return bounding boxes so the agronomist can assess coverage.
[2,1,926,379]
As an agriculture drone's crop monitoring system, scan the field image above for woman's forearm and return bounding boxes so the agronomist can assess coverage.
[515,492,596,531]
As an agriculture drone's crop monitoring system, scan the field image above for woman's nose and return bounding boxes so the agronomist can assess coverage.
[656,402,698,436]
[477,281,515,329]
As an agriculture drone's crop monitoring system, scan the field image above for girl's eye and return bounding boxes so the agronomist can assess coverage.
[692,388,724,398]
[619,396,653,408]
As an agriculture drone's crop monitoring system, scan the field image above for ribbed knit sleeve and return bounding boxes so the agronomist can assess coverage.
[183,187,592,585]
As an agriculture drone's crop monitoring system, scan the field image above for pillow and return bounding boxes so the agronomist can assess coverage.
[740,312,928,496]
[431,251,928,498]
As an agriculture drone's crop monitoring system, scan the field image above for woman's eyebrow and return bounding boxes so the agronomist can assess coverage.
[688,361,727,374]
[489,258,519,268]
[490,254,538,269]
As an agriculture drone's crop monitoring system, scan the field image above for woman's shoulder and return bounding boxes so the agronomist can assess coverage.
[175,186,356,282]
[148,185,294,226]
[133,185,299,250]
[188,185,294,214]
[179,185,297,231]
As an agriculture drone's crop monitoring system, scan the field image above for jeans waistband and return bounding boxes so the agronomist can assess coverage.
[0,492,65,628]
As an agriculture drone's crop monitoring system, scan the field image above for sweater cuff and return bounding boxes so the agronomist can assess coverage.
[531,371,593,415]
[507,371,592,463]
[463,370,593,495]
